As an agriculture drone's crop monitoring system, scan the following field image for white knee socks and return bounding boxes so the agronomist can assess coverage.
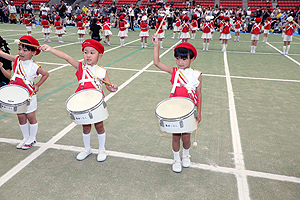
[82,133,91,150]
[19,123,29,142]
[98,132,106,151]
[28,123,38,141]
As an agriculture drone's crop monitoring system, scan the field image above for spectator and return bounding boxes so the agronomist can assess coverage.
[58,0,67,29]
[26,2,33,14]
[273,19,282,33]
[8,1,17,24]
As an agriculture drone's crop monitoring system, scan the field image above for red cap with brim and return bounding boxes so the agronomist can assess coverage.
[82,39,104,54]
[174,42,197,59]
[19,35,40,55]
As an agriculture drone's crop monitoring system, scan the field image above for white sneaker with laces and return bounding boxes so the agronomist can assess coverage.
[77,148,92,161]
[172,160,182,173]
[97,150,107,162]
[16,139,27,149]
[182,155,191,168]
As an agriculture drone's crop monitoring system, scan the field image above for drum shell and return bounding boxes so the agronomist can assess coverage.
[0,85,29,114]
[155,97,197,133]
[66,90,109,125]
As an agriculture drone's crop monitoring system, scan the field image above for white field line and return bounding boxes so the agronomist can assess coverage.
[224,51,250,200]
[0,40,180,187]
[266,42,300,66]
[1,138,300,184]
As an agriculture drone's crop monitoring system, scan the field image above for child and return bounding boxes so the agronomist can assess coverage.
[40,39,118,161]
[201,16,212,51]
[218,15,224,40]
[23,13,34,36]
[209,17,215,40]
[233,17,242,42]
[41,14,51,42]
[171,15,181,39]
[155,17,165,48]
[54,16,65,43]
[0,36,49,149]
[139,15,149,48]
[250,17,263,53]
[191,14,198,39]
[281,16,297,55]
[262,17,272,43]
[102,17,113,46]
[180,16,191,43]
[89,18,103,42]
[76,16,85,44]
[220,16,232,52]
[152,34,202,173]
[117,15,128,47]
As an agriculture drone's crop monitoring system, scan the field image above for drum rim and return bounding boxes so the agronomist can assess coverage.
[155,97,196,121]
[66,89,105,114]
[0,85,29,106]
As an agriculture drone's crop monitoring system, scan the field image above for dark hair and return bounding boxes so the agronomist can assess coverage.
[174,47,194,59]
[19,39,36,52]
[0,36,10,54]
[90,18,98,30]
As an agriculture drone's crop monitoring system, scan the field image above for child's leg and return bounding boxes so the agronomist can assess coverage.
[17,114,29,148]
[172,133,182,172]
[159,38,163,48]
[203,39,206,50]
[44,33,47,41]
[77,124,92,160]
[206,39,210,50]
[141,37,144,48]
[172,31,175,38]
[286,41,291,55]
[21,112,38,149]
[95,121,107,162]
[181,133,191,168]
[144,37,147,47]
[47,33,51,42]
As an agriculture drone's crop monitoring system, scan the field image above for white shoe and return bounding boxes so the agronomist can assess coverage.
[172,160,182,173]
[160,46,163,49]
[16,139,27,149]
[203,48,205,51]
[97,150,107,162]
[182,155,191,168]
[233,39,236,42]
[22,139,36,150]
[59,41,64,43]
[144,45,147,48]
[171,37,174,39]
[48,40,51,42]
[77,148,92,161]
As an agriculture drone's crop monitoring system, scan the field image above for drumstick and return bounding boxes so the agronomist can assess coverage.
[155,10,170,35]
[28,91,35,101]
[292,21,300,29]
[95,76,113,86]
[14,39,40,48]
[193,123,198,147]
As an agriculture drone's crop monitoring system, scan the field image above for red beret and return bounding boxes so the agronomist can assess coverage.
[174,42,197,59]
[157,17,163,21]
[236,17,240,20]
[77,16,82,21]
[41,14,47,19]
[180,15,183,19]
[82,39,104,54]
[255,17,262,23]
[55,16,60,20]
[24,13,29,17]
[220,16,224,19]
[184,16,189,21]
[224,16,230,20]
[267,17,271,21]
[19,36,40,55]
[193,14,197,18]
[119,16,124,20]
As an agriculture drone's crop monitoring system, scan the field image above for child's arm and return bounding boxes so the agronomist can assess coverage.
[196,74,202,123]
[0,50,17,62]
[40,44,80,69]
[34,67,49,92]
[103,71,118,92]
[152,34,172,74]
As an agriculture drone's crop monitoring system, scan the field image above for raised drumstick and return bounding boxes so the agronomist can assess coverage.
[155,10,170,35]
[14,39,40,48]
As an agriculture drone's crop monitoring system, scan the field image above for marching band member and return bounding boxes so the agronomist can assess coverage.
[209,17,215,40]
[139,15,149,48]
[262,17,272,43]
[282,16,297,55]
[102,17,113,46]
[76,16,85,44]
[118,15,128,47]
[233,17,242,42]
[41,14,51,42]
[155,16,165,48]
[40,39,118,162]
[180,16,191,43]
[201,16,213,51]
[191,14,198,39]
[23,13,34,36]
[54,16,65,43]
[220,16,232,52]
[250,17,263,53]
[171,15,182,39]
[0,36,49,149]
[152,34,202,173]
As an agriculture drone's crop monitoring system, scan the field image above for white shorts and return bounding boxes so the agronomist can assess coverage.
[191,27,198,31]
[55,29,65,35]
[118,30,128,37]
[26,95,37,114]
[201,32,212,39]
[42,28,51,34]
[283,35,292,42]
[180,32,190,39]
[26,26,32,32]
[157,32,165,39]
[173,26,180,32]
[234,28,240,33]
[77,30,85,35]
[139,31,149,37]
[103,29,112,36]
[264,29,270,34]
[220,33,231,40]
[251,34,259,41]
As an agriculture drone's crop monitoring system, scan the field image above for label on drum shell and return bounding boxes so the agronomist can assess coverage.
[1,104,13,111]
[164,122,180,128]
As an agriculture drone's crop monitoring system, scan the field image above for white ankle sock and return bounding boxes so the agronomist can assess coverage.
[173,150,180,161]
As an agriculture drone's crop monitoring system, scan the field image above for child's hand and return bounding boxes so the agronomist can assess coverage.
[40,44,51,52]
[109,84,118,92]
[152,34,159,45]
[33,85,39,92]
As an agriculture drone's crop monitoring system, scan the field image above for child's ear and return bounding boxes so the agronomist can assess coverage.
[33,50,37,56]
[191,57,196,62]
[98,53,103,60]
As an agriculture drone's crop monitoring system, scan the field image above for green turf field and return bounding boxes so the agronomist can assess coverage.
[0,24,299,200]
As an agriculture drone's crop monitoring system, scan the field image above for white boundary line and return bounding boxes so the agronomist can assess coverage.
[266,42,300,66]
[224,51,250,200]
[0,40,180,187]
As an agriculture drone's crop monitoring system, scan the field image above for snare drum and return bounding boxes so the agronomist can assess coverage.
[66,89,109,125]
[0,85,30,114]
[155,97,197,133]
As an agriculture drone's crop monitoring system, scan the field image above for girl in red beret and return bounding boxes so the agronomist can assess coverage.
[220,16,232,52]
[76,16,85,44]
[23,13,35,36]
[0,36,49,149]
[54,16,65,43]
[250,17,263,53]
[191,14,198,39]
[41,14,51,42]
[281,16,297,55]
[102,17,113,46]
[262,17,273,43]
[201,16,213,51]
[40,39,118,162]
[139,15,149,48]
[179,16,191,42]
[117,15,128,46]
[171,15,181,39]
[152,35,202,173]
[155,16,165,48]
[233,17,242,42]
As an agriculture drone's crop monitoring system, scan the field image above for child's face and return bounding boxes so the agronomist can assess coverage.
[176,54,195,69]
[18,45,36,61]
[83,46,102,65]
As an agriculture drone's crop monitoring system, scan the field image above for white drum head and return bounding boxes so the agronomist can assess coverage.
[0,85,29,104]
[156,97,194,119]
[66,89,103,112]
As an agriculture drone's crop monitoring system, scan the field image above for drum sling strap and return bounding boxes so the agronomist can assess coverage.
[79,64,102,91]
[11,59,35,94]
